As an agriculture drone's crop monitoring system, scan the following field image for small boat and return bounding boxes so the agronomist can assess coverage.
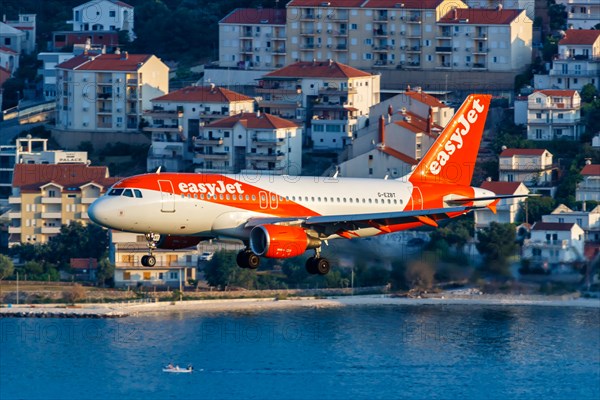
[163,365,193,373]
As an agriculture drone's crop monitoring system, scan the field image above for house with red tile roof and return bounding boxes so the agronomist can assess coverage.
[69,0,134,40]
[543,204,600,243]
[8,163,119,246]
[526,90,583,141]
[219,8,287,70]
[0,14,36,55]
[534,29,600,91]
[194,112,302,176]
[522,221,586,272]
[55,52,169,132]
[474,181,530,229]
[145,85,255,172]
[556,0,600,30]
[69,258,99,281]
[257,60,380,149]
[499,148,558,196]
[577,164,600,204]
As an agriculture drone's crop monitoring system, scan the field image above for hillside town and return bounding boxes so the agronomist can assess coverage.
[0,0,599,297]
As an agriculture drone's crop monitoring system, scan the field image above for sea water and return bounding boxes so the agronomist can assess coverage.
[1,305,599,400]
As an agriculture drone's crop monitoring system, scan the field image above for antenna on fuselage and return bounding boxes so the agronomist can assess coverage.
[155,166,162,174]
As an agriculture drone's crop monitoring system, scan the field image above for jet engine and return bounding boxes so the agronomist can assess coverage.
[156,235,204,250]
[250,225,320,258]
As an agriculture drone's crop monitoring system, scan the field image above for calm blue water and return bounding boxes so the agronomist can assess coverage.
[1,305,599,400]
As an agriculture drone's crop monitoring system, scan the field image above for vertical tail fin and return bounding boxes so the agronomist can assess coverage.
[408,94,491,186]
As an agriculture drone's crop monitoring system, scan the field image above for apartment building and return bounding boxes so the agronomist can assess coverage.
[55,52,169,132]
[498,148,557,196]
[110,231,197,289]
[69,0,134,39]
[462,1,535,20]
[474,181,530,230]
[534,29,600,91]
[557,0,600,30]
[219,8,287,69]
[145,85,255,172]
[338,89,452,178]
[1,14,36,54]
[8,163,118,246]
[38,53,77,101]
[543,204,600,242]
[194,112,302,175]
[576,163,600,203]
[526,90,583,141]
[258,60,379,149]
[522,222,586,271]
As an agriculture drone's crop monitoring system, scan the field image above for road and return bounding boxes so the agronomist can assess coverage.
[0,120,46,146]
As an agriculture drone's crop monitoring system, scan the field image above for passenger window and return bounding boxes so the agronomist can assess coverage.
[252,195,256,201]
[109,188,124,196]
[232,194,237,200]
[134,189,143,198]
[200,194,204,199]
[226,194,230,200]
[194,194,198,199]
[123,189,134,197]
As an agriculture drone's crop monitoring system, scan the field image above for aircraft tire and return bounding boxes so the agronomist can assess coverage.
[236,250,248,268]
[305,257,318,275]
[315,258,330,275]
[141,255,148,267]
[147,255,156,267]
[247,253,260,269]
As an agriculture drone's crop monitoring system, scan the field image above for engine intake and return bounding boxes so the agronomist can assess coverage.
[250,225,320,258]
[156,235,204,250]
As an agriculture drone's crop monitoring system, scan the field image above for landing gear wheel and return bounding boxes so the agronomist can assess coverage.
[146,255,156,267]
[236,250,260,270]
[315,257,330,275]
[305,257,318,275]
[141,255,149,267]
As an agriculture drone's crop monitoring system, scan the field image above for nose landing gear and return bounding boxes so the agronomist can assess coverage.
[141,233,159,267]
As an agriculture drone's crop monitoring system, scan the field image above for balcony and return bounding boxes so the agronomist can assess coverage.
[8,212,21,219]
[407,15,422,23]
[41,198,62,204]
[407,46,421,53]
[194,137,224,146]
[334,44,348,51]
[41,227,61,234]
[252,138,286,147]
[300,29,316,36]
[334,30,348,37]
[272,47,287,55]
[144,109,183,119]
[8,227,22,234]
[8,197,21,204]
[473,48,488,54]
[301,44,315,50]
[373,29,388,37]
[194,152,229,161]
[435,46,452,53]
[41,212,62,219]
[143,124,183,133]
[318,86,357,95]
[127,78,139,85]
[246,153,285,161]
[80,212,89,220]
[300,14,315,21]
[81,197,96,204]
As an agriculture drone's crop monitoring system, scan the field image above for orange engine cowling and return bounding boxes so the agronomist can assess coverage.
[156,235,204,250]
[250,225,320,258]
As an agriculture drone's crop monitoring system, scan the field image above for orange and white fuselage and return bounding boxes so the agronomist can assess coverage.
[89,94,506,265]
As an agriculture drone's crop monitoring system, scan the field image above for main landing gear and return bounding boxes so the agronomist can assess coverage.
[141,233,159,267]
[236,248,260,269]
[305,248,330,275]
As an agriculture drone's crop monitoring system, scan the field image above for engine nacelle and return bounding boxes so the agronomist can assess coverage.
[156,235,204,250]
[250,225,320,258]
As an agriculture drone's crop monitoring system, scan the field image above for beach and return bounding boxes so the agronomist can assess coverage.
[1,293,599,318]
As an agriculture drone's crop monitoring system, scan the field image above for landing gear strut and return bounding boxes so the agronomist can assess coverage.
[236,248,260,269]
[141,233,159,267]
[305,248,330,275]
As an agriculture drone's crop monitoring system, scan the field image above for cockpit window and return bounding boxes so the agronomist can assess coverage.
[123,189,134,197]
[109,188,124,196]
[134,189,143,198]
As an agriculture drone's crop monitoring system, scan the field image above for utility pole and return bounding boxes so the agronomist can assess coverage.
[16,271,19,305]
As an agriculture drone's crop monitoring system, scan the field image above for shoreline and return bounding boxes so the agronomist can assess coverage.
[1,294,599,318]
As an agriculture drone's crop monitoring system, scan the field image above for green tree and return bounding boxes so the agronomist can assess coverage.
[517,196,556,224]
[204,250,257,290]
[97,258,115,287]
[0,254,14,281]
[580,84,598,104]
[476,222,518,276]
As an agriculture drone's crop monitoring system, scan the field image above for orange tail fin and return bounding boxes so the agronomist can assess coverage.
[408,94,491,186]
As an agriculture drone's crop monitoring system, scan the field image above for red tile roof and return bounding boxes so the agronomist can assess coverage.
[581,164,600,176]
[404,90,447,108]
[559,30,600,46]
[56,53,154,72]
[363,0,444,8]
[265,61,372,79]
[12,164,118,193]
[500,148,548,157]
[378,146,418,165]
[481,181,524,194]
[0,46,18,54]
[439,8,522,25]
[207,112,298,129]
[394,111,441,138]
[220,8,286,24]
[153,86,254,103]
[532,222,576,231]
[0,66,10,86]
[534,89,577,98]
[287,0,365,7]
[70,258,98,270]
[113,0,134,8]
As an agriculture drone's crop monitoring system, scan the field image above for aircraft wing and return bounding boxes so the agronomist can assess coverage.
[445,194,533,205]
[245,206,471,237]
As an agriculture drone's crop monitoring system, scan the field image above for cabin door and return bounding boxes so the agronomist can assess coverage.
[158,180,176,213]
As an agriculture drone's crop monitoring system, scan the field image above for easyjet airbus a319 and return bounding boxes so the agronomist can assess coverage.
[89,94,519,275]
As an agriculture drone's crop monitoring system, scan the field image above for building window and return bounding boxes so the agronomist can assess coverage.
[109,10,116,17]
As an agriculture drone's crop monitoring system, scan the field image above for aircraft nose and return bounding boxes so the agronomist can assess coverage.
[88,197,112,227]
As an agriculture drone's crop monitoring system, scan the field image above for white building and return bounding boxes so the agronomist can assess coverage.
[69,0,134,39]
[557,0,600,30]
[0,14,36,54]
[576,164,600,203]
[498,148,557,196]
[0,22,25,55]
[526,90,583,141]
[462,1,535,20]
[145,85,255,172]
[535,30,600,91]
[474,181,530,229]
[37,53,77,101]
[0,46,18,76]
[219,8,287,70]
[194,112,302,175]
[258,60,380,149]
[522,222,586,270]
[55,52,169,132]
[543,204,600,242]
[110,231,197,289]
